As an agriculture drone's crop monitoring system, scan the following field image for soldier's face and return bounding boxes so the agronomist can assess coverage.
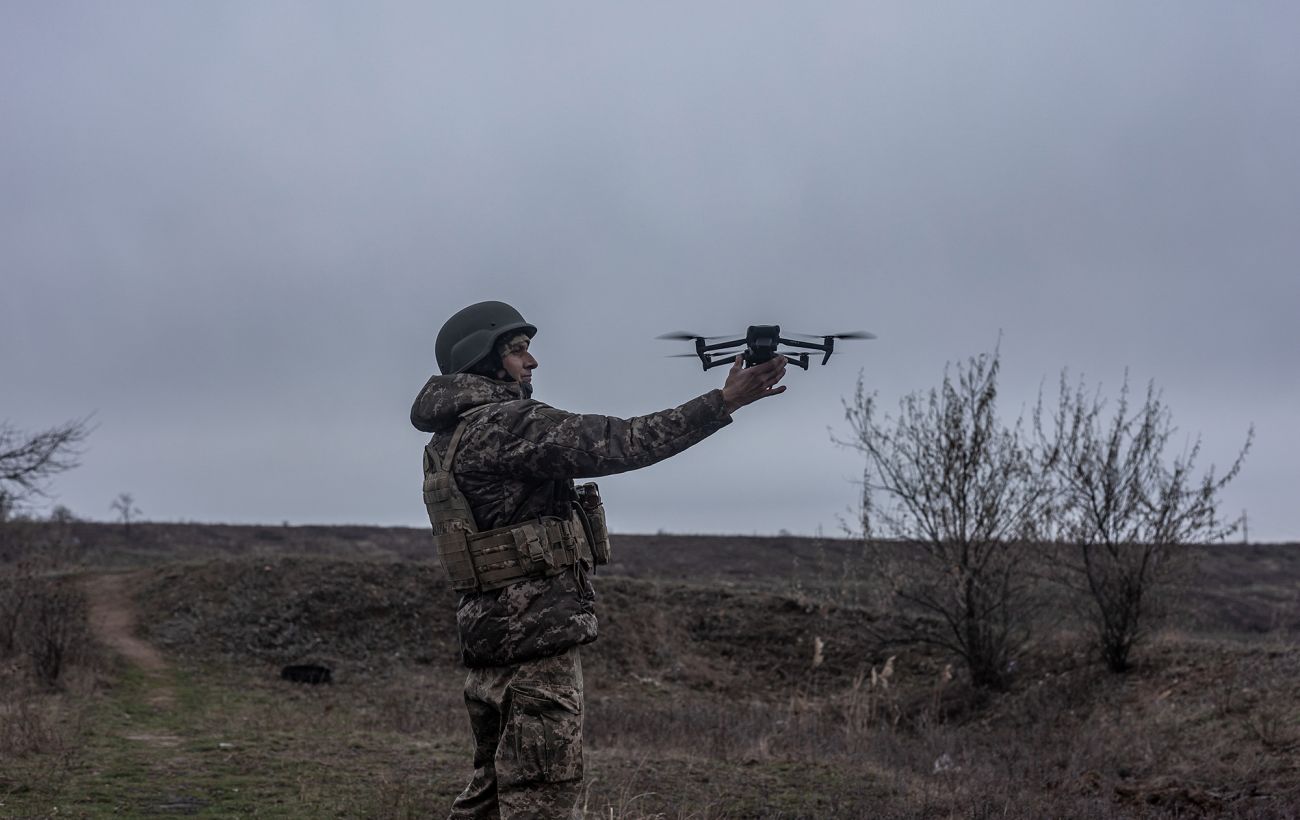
[497,339,537,387]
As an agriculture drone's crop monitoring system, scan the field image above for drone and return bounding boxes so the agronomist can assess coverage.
[658,325,876,371]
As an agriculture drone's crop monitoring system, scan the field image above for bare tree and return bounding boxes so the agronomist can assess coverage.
[110,492,141,534]
[1041,374,1252,672]
[840,350,1055,689]
[0,419,91,522]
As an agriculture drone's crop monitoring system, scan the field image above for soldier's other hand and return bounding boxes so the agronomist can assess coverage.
[722,355,788,414]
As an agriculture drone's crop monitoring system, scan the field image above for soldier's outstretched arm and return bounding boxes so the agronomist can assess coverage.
[456,355,789,481]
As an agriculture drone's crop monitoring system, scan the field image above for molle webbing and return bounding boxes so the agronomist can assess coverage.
[436,515,590,593]
[423,408,592,593]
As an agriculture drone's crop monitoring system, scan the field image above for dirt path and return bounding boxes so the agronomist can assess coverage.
[81,571,174,708]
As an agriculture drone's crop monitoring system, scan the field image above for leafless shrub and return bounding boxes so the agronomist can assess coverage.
[0,561,36,657]
[18,577,89,689]
[1041,374,1252,672]
[1,510,85,666]
[839,349,1055,689]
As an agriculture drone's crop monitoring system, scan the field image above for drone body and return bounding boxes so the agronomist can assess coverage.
[660,325,875,371]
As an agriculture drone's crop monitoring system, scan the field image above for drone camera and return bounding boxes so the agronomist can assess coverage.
[746,325,781,364]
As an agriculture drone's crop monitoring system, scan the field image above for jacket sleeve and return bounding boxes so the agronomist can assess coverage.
[456,390,733,480]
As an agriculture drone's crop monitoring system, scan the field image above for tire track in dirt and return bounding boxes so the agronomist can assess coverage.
[81,571,176,711]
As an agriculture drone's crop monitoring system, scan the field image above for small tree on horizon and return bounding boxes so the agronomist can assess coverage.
[110,492,142,535]
[840,349,1055,690]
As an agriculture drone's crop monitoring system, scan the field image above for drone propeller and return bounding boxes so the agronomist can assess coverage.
[665,352,740,359]
[656,331,730,342]
[788,330,877,341]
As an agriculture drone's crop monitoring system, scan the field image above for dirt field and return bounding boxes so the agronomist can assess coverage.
[2,525,1298,818]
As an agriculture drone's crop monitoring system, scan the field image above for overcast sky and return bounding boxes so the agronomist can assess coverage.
[4,3,1297,541]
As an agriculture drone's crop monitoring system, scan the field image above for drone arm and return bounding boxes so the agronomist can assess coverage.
[774,337,828,367]
[702,355,737,371]
[777,336,837,365]
[776,337,829,353]
[699,338,746,354]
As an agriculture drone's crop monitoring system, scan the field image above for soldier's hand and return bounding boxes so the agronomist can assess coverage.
[722,355,788,414]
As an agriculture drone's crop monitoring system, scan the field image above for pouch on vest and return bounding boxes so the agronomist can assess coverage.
[422,415,483,592]
[574,482,611,566]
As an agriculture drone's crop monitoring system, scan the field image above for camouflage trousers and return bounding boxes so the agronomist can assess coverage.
[448,646,584,820]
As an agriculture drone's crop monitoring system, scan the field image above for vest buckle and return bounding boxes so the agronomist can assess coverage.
[512,523,552,574]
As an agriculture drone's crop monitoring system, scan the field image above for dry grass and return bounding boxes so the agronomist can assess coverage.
[134,553,1300,817]
[0,528,1297,817]
[0,609,103,806]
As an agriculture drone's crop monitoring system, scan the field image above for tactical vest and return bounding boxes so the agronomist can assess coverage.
[423,407,611,593]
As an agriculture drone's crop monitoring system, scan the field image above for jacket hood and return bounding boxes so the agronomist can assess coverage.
[410,373,524,433]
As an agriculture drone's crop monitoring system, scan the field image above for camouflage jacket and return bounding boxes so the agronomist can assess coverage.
[411,373,732,667]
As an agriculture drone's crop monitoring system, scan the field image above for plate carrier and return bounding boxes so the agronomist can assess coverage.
[423,407,609,593]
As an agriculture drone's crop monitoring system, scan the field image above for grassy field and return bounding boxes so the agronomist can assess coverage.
[2,525,1299,818]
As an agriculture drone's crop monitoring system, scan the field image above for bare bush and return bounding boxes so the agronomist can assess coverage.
[0,512,90,689]
[20,578,89,688]
[840,349,1054,689]
[1,511,83,659]
[0,561,35,656]
[1042,375,1252,672]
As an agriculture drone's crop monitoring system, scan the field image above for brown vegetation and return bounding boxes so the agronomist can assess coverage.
[1,523,1297,817]
[841,350,1054,690]
[0,542,101,802]
[1042,374,1253,673]
[130,542,1300,817]
[0,520,94,690]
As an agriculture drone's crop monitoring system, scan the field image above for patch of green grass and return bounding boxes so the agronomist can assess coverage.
[3,656,899,819]
[2,661,468,818]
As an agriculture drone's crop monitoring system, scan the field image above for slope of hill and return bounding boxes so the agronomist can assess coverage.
[127,551,1300,817]
[62,521,1300,635]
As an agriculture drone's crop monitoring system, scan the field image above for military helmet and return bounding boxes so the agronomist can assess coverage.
[436,301,537,375]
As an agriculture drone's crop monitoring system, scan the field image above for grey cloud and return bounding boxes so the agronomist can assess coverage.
[3,2,1296,539]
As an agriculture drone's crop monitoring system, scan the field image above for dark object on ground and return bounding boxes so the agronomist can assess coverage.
[280,664,332,684]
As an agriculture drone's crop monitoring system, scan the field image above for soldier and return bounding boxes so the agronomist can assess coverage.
[411,301,788,819]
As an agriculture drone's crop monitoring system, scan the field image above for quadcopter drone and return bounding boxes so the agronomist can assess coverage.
[659,325,876,371]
